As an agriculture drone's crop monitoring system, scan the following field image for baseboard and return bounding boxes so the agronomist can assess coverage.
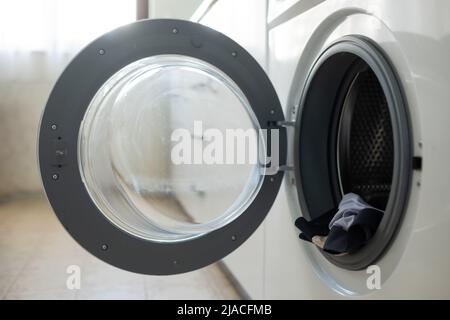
[0,191,45,205]
[217,261,251,300]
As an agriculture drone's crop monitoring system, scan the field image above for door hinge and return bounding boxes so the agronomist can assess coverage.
[276,120,295,127]
[278,165,294,172]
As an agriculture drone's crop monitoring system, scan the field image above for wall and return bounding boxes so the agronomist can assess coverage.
[0,1,137,200]
[0,66,58,200]
[148,0,203,19]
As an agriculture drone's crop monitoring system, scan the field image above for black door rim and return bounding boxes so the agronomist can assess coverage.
[38,19,286,275]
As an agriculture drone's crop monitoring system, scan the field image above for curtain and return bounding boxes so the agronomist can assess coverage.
[0,0,136,198]
[0,0,136,81]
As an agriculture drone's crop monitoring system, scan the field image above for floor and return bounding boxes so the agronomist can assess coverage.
[0,196,241,300]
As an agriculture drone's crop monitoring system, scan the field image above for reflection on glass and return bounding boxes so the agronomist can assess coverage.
[78,55,263,242]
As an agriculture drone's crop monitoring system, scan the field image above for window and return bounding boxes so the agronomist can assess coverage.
[0,0,136,53]
[0,0,137,81]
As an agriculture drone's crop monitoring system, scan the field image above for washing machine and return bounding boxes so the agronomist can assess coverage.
[38,0,450,299]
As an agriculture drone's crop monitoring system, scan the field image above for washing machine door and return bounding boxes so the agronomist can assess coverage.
[39,19,286,275]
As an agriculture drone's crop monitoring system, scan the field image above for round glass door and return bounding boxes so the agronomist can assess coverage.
[39,19,285,274]
[78,55,263,242]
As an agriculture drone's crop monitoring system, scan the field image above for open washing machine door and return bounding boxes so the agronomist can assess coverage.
[38,19,287,275]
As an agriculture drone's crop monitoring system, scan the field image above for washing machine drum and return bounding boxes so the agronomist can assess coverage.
[39,19,287,275]
[294,37,413,270]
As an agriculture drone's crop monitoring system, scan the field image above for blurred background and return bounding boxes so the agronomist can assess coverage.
[0,0,243,300]
[0,0,206,202]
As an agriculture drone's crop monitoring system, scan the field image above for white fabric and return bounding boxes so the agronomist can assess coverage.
[328,193,383,231]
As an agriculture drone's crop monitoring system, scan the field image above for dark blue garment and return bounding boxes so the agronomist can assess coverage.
[295,193,384,254]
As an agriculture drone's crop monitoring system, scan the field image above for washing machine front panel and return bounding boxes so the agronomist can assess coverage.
[267,0,450,298]
[39,19,286,275]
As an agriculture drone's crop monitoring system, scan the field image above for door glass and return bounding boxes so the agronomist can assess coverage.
[78,55,264,242]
